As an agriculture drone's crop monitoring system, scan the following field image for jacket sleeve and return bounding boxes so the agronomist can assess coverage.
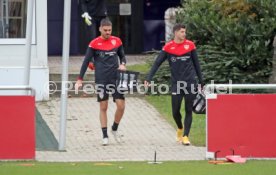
[191,49,203,84]
[78,47,94,80]
[146,50,167,81]
[80,0,88,13]
[117,45,126,64]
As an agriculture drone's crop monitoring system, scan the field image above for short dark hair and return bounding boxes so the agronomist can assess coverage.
[173,23,186,33]
[100,17,112,27]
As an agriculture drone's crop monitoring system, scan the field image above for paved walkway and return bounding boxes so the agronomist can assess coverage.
[35,56,206,162]
[36,97,205,162]
[48,55,150,73]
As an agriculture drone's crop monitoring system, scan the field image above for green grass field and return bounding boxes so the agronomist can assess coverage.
[145,95,206,146]
[1,161,276,175]
[127,63,150,73]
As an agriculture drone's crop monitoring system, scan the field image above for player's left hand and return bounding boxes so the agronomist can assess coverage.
[118,64,126,71]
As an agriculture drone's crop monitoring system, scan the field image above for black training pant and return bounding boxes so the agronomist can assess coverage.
[171,85,197,136]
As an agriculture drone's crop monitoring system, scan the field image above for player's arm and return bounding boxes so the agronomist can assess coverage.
[145,51,167,85]
[78,47,94,80]
[80,0,88,13]
[80,0,92,26]
[75,47,94,89]
[117,45,126,71]
[191,49,203,85]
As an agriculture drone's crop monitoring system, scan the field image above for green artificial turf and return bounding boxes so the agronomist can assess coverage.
[1,160,276,175]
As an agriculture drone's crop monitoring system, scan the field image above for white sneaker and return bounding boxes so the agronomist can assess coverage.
[102,137,109,146]
[111,130,121,143]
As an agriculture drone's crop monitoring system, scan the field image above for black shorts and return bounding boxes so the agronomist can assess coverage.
[96,83,125,102]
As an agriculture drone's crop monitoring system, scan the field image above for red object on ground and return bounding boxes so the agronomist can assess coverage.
[225,155,246,163]
[88,62,95,70]
[207,94,276,158]
[0,96,35,159]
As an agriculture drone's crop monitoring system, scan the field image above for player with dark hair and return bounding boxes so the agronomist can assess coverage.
[145,23,203,145]
[76,18,127,146]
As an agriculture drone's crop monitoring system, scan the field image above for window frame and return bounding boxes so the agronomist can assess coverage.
[0,0,36,45]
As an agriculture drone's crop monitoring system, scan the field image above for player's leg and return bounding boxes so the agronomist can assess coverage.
[111,85,125,142]
[171,92,184,142]
[97,84,109,145]
[182,89,197,145]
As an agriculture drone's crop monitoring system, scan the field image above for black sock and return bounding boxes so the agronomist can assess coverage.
[102,127,108,138]
[112,122,119,131]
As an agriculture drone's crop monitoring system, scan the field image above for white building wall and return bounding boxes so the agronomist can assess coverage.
[0,0,48,101]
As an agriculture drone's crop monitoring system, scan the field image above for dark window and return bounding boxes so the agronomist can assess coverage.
[0,0,27,38]
[144,0,180,20]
